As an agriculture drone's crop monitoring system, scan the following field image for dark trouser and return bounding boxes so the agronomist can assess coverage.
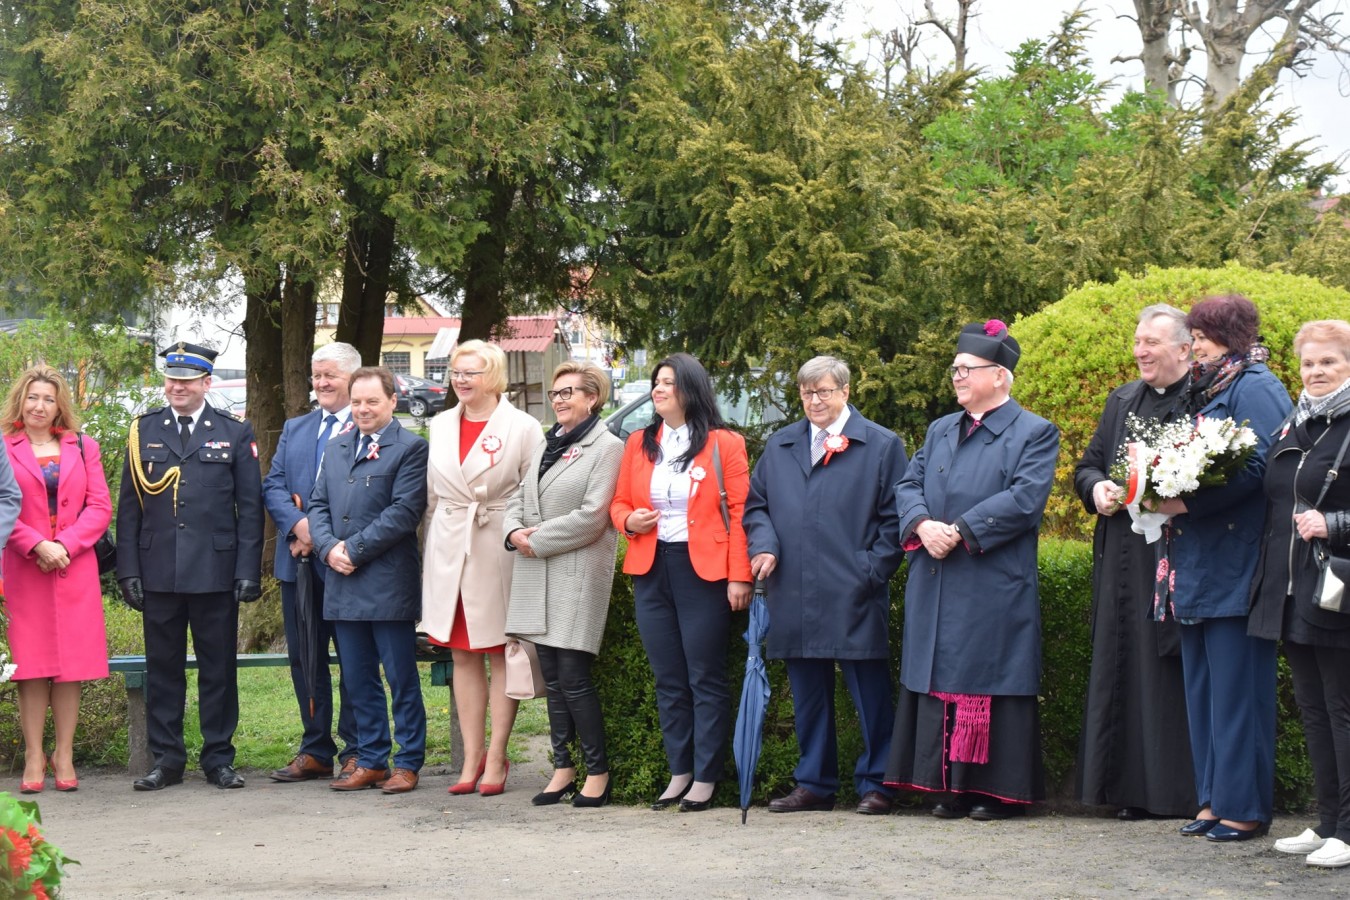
[280,577,356,765]
[1179,617,1277,823]
[1285,640,1350,842]
[785,657,895,797]
[633,542,731,783]
[142,590,238,772]
[536,644,607,774]
[332,619,426,772]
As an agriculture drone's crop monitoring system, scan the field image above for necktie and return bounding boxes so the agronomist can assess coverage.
[315,413,338,474]
[357,433,372,461]
[966,416,982,439]
[811,429,828,466]
[178,415,193,452]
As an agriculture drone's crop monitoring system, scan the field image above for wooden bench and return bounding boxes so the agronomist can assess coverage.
[108,652,462,775]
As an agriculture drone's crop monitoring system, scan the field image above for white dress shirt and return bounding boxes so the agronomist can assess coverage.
[650,422,693,543]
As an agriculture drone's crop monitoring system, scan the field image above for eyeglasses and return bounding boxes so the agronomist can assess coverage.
[449,369,484,381]
[949,364,1000,380]
[799,387,840,401]
[546,387,579,401]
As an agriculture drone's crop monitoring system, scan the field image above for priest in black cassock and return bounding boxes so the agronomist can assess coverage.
[1073,303,1197,820]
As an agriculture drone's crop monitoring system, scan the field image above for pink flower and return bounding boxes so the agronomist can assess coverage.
[1156,559,1170,581]
[1169,571,1176,591]
[984,319,1007,337]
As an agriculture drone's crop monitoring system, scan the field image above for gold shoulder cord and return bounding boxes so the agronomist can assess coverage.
[128,417,182,514]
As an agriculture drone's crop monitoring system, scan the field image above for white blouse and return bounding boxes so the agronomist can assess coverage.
[649,422,693,543]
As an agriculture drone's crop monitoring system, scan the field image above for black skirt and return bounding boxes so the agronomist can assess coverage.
[885,685,1045,803]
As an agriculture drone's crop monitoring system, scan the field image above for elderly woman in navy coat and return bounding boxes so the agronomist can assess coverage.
[887,320,1059,821]
[309,366,430,795]
[1154,295,1291,842]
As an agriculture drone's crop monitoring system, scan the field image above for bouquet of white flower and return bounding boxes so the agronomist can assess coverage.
[1110,413,1259,542]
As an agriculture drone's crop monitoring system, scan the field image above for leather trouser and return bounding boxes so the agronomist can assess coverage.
[536,643,608,774]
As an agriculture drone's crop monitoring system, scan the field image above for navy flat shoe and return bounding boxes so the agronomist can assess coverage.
[1179,817,1219,836]
[1206,822,1269,843]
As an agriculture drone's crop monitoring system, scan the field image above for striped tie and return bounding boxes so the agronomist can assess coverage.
[811,429,828,466]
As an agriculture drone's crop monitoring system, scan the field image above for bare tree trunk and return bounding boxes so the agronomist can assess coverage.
[280,274,316,417]
[242,272,285,584]
[458,168,517,343]
[336,188,395,370]
[1180,0,1323,110]
[1134,0,1180,102]
[916,0,976,71]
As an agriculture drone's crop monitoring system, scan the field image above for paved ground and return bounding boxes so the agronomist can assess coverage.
[31,750,1350,899]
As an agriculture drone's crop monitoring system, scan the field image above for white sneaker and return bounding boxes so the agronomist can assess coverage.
[1274,828,1327,854]
[1307,837,1350,868]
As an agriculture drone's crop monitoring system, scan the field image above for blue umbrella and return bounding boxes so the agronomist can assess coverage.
[733,581,771,823]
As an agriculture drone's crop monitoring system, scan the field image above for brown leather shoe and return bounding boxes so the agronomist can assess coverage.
[378,768,419,794]
[768,785,835,813]
[269,754,333,783]
[332,757,359,782]
[329,766,388,791]
[855,790,894,815]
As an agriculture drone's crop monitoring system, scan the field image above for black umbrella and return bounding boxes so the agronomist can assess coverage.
[291,493,323,719]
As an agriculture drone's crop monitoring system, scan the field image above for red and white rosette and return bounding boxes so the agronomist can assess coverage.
[480,434,503,467]
[823,433,849,466]
[688,465,707,499]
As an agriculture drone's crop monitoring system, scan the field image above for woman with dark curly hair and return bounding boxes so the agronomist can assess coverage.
[610,353,753,812]
[1150,294,1291,842]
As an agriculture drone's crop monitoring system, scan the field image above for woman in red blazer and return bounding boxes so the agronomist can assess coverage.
[2,366,112,793]
[610,353,752,812]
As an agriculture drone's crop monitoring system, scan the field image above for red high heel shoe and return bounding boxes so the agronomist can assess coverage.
[49,755,78,792]
[20,757,46,794]
[447,758,488,795]
[479,761,510,797]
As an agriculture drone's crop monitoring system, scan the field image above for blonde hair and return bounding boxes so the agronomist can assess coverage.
[552,361,611,415]
[1,365,82,435]
[1294,320,1350,360]
[451,340,508,395]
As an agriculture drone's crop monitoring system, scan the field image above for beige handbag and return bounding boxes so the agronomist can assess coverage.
[504,639,546,700]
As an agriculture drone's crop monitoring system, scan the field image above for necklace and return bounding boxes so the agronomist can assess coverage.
[26,433,55,448]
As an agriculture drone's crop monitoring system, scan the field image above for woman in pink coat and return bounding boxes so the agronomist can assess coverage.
[2,366,112,793]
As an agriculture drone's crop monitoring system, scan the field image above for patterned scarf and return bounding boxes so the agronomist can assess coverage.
[539,414,598,477]
[1295,377,1350,427]
[1184,344,1268,415]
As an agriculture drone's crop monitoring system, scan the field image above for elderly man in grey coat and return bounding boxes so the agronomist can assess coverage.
[887,320,1059,822]
[505,362,625,807]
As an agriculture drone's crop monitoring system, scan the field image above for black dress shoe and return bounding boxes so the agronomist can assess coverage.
[856,790,893,816]
[969,799,1026,820]
[932,796,972,819]
[206,764,245,789]
[1179,817,1219,836]
[133,766,184,792]
[531,784,577,806]
[679,797,713,812]
[650,783,691,810]
[768,786,835,813]
[1206,821,1270,843]
[572,780,613,808]
[1116,806,1147,820]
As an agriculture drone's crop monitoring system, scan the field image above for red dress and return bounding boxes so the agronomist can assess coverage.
[426,417,506,655]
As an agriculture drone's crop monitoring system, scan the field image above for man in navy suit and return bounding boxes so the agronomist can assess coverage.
[310,367,428,793]
[262,342,362,782]
[743,356,908,816]
[117,341,264,791]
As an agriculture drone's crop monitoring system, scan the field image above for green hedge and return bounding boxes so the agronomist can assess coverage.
[596,537,1313,810]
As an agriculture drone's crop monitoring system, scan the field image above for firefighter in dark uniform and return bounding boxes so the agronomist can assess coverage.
[117,342,264,791]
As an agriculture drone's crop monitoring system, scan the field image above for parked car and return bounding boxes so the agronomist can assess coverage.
[209,378,248,419]
[603,377,787,442]
[396,374,449,418]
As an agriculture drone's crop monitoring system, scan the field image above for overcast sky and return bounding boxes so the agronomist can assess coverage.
[836,1,1350,181]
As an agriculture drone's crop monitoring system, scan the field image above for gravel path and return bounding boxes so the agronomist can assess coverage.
[34,750,1348,899]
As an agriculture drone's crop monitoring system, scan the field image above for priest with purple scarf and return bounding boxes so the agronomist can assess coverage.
[885,320,1060,820]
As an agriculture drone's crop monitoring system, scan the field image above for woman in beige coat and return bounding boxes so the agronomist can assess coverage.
[422,340,543,795]
[505,362,624,807]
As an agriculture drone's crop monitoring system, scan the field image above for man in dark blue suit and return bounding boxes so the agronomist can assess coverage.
[117,341,264,791]
[310,367,428,794]
[262,341,362,782]
[743,356,908,816]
